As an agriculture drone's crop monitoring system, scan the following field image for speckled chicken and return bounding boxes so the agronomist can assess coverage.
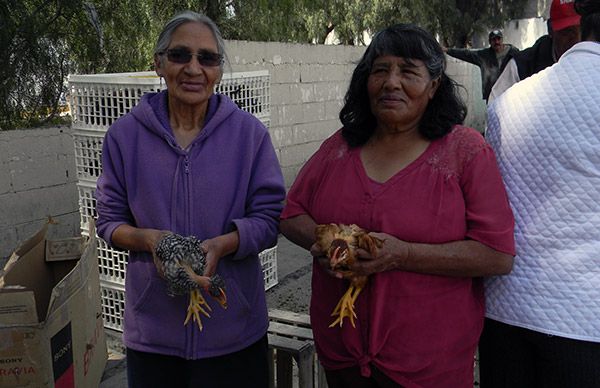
[315,223,383,328]
[154,233,227,331]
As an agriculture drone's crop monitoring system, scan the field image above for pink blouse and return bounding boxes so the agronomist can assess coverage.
[281,126,515,388]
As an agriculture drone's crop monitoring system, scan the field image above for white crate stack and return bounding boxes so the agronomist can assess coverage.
[69,70,278,332]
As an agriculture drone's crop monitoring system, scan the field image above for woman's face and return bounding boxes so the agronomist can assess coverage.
[155,22,222,108]
[367,55,439,132]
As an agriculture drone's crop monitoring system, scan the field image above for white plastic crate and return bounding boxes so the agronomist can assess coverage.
[100,282,126,332]
[80,228,128,285]
[77,180,97,232]
[96,237,128,284]
[73,131,104,181]
[261,246,278,291]
[68,70,270,131]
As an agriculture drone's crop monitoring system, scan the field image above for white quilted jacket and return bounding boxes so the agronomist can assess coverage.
[485,42,600,342]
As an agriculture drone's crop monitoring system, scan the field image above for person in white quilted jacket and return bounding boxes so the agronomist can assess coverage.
[481,1,600,386]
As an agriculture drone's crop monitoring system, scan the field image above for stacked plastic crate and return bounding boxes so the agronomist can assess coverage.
[69,70,278,332]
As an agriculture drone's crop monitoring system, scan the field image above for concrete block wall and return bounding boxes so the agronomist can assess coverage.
[0,41,486,261]
[0,126,81,261]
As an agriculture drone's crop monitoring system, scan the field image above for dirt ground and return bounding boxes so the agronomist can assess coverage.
[265,236,313,314]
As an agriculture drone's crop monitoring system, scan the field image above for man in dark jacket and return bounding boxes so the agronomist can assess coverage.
[489,0,581,102]
[444,30,519,101]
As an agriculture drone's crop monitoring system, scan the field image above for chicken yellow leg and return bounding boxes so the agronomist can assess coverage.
[315,223,383,330]
[184,289,212,331]
[329,285,363,328]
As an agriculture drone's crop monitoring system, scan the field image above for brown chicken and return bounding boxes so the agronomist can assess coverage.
[315,223,383,328]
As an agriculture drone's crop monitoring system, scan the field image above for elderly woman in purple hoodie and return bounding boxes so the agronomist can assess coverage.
[95,11,285,388]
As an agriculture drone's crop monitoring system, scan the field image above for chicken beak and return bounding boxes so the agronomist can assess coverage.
[214,288,228,309]
[329,239,349,268]
[330,246,341,264]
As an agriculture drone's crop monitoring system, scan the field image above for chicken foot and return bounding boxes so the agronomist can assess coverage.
[184,289,213,331]
[329,285,363,328]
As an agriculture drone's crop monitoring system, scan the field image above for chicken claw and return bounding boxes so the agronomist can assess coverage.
[329,285,362,328]
[184,289,212,331]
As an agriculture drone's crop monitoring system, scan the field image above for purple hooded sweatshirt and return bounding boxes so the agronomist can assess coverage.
[95,90,285,359]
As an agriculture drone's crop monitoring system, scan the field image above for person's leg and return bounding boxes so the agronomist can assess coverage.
[126,347,188,388]
[187,334,269,388]
[534,332,600,388]
[324,366,379,388]
[371,366,403,388]
[478,318,536,388]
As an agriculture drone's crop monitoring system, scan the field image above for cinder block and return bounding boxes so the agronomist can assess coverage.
[308,44,364,65]
[279,141,321,168]
[4,128,65,160]
[278,104,306,126]
[270,126,295,149]
[313,82,345,102]
[1,185,79,226]
[225,40,271,65]
[293,121,336,144]
[0,225,17,260]
[10,155,70,191]
[299,64,325,83]
[0,137,10,164]
[289,44,328,64]
[299,103,326,124]
[0,162,11,194]
[282,165,302,189]
[299,84,315,104]
[271,84,304,106]
[325,101,344,121]
[271,64,302,84]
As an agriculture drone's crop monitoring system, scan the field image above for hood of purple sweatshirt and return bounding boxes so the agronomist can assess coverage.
[96,90,285,358]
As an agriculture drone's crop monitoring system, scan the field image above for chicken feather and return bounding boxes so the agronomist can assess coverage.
[315,223,383,328]
[155,233,227,331]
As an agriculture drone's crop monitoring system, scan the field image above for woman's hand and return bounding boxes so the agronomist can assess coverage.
[345,232,408,277]
[201,231,240,277]
[310,242,344,279]
[149,229,173,279]
[199,237,223,278]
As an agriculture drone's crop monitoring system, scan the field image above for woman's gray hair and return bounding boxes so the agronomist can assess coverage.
[154,10,228,73]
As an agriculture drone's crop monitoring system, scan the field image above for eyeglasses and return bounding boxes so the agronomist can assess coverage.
[160,48,223,67]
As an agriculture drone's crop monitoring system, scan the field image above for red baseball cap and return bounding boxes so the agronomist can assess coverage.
[550,0,581,31]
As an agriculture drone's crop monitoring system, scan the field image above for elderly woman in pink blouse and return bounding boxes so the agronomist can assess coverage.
[280,24,515,388]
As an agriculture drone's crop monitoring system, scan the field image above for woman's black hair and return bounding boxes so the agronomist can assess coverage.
[575,0,600,41]
[340,24,467,147]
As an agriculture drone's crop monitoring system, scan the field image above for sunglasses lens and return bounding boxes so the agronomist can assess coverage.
[167,50,192,64]
[198,51,222,67]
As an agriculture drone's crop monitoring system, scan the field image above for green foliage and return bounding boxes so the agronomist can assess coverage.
[1,0,82,129]
[1,0,528,130]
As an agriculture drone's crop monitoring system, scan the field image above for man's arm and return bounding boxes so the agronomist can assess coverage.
[445,47,482,66]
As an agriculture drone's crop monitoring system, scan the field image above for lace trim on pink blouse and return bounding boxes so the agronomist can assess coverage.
[426,126,488,181]
[321,131,351,162]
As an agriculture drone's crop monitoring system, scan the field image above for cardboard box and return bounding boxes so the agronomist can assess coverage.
[0,222,107,387]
